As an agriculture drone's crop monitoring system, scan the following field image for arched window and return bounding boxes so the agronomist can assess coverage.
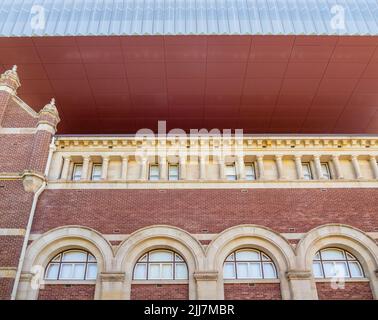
[313,248,364,279]
[223,249,277,279]
[45,250,97,280]
[133,250,188,280]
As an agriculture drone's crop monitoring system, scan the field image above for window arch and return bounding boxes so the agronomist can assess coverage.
[312,248,364,279]
[223,248,277,279]
[45,250,98,280]
[133,249,188,280]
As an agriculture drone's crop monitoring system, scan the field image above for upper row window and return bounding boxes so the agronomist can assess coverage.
[72,163,102,181]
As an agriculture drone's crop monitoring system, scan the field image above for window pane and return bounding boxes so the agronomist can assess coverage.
[312,262,323,278]
[321,163,331,179]
[139,254,148,262]
[346,252,356,260]
[175,254,183,261]
[45,263,59,280]
[149,251,173,262]
[73,165,83,180]
[261,253,270,261]
[321,249,345,260]
[134,263,147,280]
[62,251,87,262]
[245,165,255,180]
[86,263,97,280]
[175,263,188,279]
[225,253,235,261]
[334,262,349,278]
[302,164,312,180]
[323,262,348,278]
[236,262,248,278]
[314,252,321,260]
[322,262,335,277]
[92,165,102,180]
[52,254,61,262]
[169,165,179,180]
[149,264,160,279]
[88,254,96,262]
[223,262,235,279]
[149,165,159,180]
[248,262,262,278]
[263,263,276,279]
[72,264,86,279]
[349,262,363,278]
[226,165,237,180]
[235,250,260,261]
[60,264,73,279]
[161,264,173,279]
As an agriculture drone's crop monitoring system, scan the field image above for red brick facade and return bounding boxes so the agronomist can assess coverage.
[38,285,96,300]
[131,284,189,300]
[316,282,374,300]
[32,188,378,235]
[224,283,282,300]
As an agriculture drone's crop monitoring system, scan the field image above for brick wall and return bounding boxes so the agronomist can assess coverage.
[1,99,38,128]
[32,188,378,234]
[38,284,96,300]
[0,135,34,172]
[131,284,189,300]
[224,283,281,300]
[316,282,374,300]
[0,278,14,300]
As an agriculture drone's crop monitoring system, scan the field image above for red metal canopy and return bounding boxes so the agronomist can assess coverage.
[1,35,378,134]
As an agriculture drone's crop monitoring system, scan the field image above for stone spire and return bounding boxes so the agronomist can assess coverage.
[38,97,60,133]
[0,65,21,93]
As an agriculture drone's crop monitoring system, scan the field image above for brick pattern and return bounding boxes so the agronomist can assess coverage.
[131,284,189,300]
[33,189,378,234]
[1,99,37,128]
[0,180,34,228]
[224,283,282,300]
[316,282,374,300]
[38,284,95,300]
[0,135,34,172]
[0,236,24,266]
[0,278,14,300]
[28,131,52,174]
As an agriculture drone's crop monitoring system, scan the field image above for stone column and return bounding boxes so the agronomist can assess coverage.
[81,155,90,181]
[351,155,363,179]
[369,156,378,179]
[218,156,226,180]
[275,155,285,180]
[257,155,265,180]
[121,155,128,180]
[179,156,186,180]
[194,272,219,300]
[60,156,71,181]
[294,155,303,180]
[160,155,167,180]
[287,270,318,300]
[332,155,344,179]
[237,155,245,180]
[99,272,126,300]
[101,156,110,180]
[313,155,324,180]
[199,156,206,180]
[140,156,148,180]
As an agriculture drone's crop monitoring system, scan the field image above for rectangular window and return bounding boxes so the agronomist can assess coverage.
[225,164,237,181]
[245,163,256,181]
[302,163,313,180]
[149,164,160,181]
[321,163,331,180]
[72,164,83,181]
[91,164,102,181]
[168,164,179,181]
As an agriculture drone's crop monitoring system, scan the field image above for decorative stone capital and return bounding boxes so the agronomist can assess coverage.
[193,271,218,281]
[286,270,313,280]
[22,171,46,193]
[0,65,21,93]
[99,272,125,282]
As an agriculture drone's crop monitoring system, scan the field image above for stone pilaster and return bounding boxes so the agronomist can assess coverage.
[294,155,303,180]
[351,155,363,179]
[286,270,318,300]
[193,271,219,300]
[332,155,344,179]
[101,156,110,180]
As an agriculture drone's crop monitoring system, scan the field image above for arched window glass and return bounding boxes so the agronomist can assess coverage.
[45,250,97,280]
[223,249,277,279]
[133,250,188,280]
[313,248,364,279]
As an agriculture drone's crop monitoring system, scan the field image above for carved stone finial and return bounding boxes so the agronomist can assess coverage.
[12,65,17,72]
[0,65,21,92]
[50,98,55,106]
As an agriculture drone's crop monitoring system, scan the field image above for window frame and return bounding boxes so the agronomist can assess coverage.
[149,164,160,181]
[225,163,237,181]
[133,249,188,281]
[223,248,278,280]
[320,162,332,180]
[313,247,365,279]
[168,164,179,181]
[44,249,97,281]
[302,162,313,180]
[245,163,256,181]
[72,163,83,181]
[91,163,102,181]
